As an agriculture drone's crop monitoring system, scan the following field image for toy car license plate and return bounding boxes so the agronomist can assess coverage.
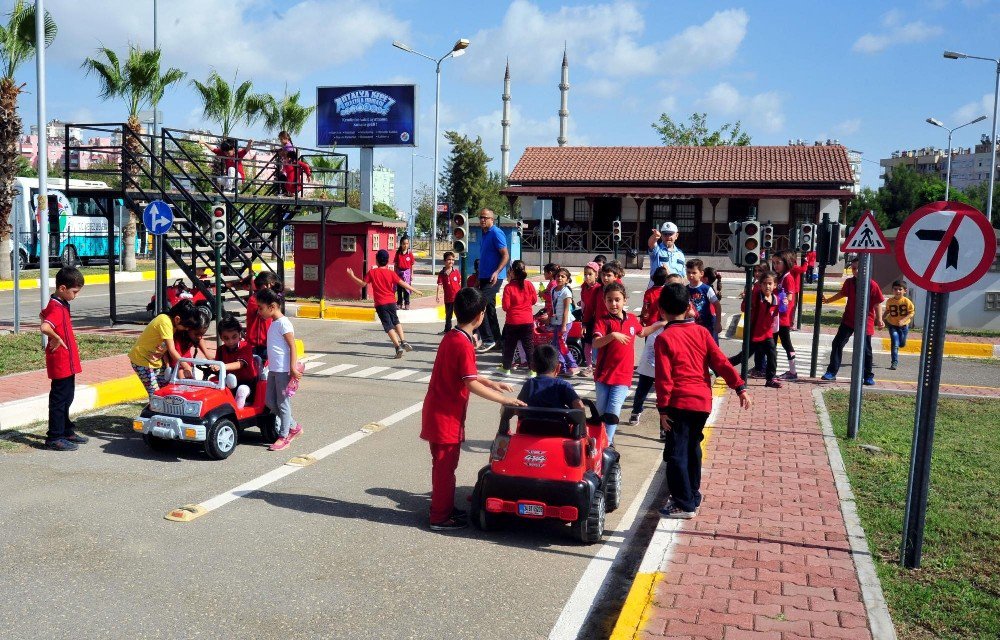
[518,503,545,517]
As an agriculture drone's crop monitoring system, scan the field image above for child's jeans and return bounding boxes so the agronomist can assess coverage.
[444,302,455,331]
[265,371,296,437]
[662,407,710,512]
[887,324,909,363]
[429,442,461,523]
[596,382,629,442]
[550,325,577,371]
[47,375,76,442]
[827,323,874,379]
[631,374,654,416]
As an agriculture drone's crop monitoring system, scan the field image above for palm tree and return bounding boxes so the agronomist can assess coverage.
[82,44,185,270]
[190,70,269,139]
[261,86,316,138]
[0,0,55,279]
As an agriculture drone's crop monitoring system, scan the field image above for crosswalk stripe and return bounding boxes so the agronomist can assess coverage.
[346,366,392,378]
[416,374,433,383]
[313,364,357,376]
[303,361,325,371]
[382,368,421,380]
[299,354,321,363]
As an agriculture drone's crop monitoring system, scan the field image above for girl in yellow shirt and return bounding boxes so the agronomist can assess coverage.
[128,300,203,399]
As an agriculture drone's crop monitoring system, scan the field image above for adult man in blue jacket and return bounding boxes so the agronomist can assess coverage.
[475,208,509,352]
[647,221,686,287]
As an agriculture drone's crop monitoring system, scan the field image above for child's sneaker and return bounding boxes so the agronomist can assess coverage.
[889,361,898,370]
[863,375,876,386]
[288,424,303,440]
[578,367,593,378]
[429,516,468,531]
[402,341,413,352]
[64,433,89,444]
[659,427,668,441]
[45,438,79,451]
[627,412,641,426]
[659,503,696,519]
[821,372,837,381]
[765,379,783,389]
[749,368,766,379]
[268,436,290,451]
[394,346,405,359]
[778,371,798,381]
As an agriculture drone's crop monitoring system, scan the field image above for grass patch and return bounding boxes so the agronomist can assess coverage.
[0,332,134,377]
[826,390,1000,639]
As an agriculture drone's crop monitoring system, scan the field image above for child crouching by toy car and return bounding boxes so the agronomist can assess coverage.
[518,345,585,411]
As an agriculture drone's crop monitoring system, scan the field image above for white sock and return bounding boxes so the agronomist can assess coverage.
[235,385,250,409]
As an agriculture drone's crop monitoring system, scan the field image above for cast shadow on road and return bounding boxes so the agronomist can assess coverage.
[244,486,599,559]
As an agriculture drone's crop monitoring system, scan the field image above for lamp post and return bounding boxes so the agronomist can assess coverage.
[925,115,987,200]
[393,37,470,273]
[410,152,433,242]
[944,50,1000,223]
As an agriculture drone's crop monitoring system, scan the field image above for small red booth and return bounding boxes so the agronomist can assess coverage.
[292,207,406,300]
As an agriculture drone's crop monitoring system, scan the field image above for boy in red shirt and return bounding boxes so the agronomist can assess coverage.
[821,255,886,385]
[40,267,86,451]
[347,249,421,359]
[655,283,751,519]
[436,251,462,333]
[728,271,782,388]
[420,287,525,531]
[217,315,260,409]
[640,267,667,326]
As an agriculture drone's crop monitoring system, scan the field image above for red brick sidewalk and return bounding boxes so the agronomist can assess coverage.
[640,379,876,640]
[0,354,136,404]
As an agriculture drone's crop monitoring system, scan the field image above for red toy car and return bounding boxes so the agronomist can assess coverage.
[147,278,215,324]
[471,399,622,543]
[515,313,585,367]
[133,357,280,459]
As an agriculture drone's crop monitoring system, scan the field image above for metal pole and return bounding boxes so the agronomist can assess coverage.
[12,192,20,333]
[152,0,162,315]
[900,291,949,569]
[214,243,222,350]
[539,211,545,273]
[318,207,327,316]
[740,266,753,380]
[409,153,415,242]
[795,268,804,330]
[35,0,49,330]
[809,212,831,378]
[846,253,871,439]
[988,61,1000,225]
[944,129,953,201]
[431,60,442,274]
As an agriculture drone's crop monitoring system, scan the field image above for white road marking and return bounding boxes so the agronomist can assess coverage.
[302,361,326,371]
[416,374,433,383]
[313,364,357,376]
[346,365,391,378]
[299,354,321,363]
[381,368,421,380]
[191,401,424,516]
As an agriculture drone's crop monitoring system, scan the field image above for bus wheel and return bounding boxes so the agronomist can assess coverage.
[60,245,80,268]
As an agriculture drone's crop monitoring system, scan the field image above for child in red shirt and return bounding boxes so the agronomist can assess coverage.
[436,251,462,332]
[394,236,415,309]
[591,281,642,443]
[347,249,420,358]
[640,267,667,326]
[246,271,282,361]
[654,282,751,518]
[466,259,479,288]
[420,288,525,531]
[821,255,886,384]
[202,137,253,191]
[217,315,260,409]
[579,261,603,374]
[281,149,312,196]
[770,250,807,380]
[40,267,85,451]
[500,260,538,374]
[538,262,559,319]
[729,271,782,388]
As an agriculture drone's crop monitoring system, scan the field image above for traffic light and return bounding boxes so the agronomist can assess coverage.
[727,221,741,266]
[211,203,227,246]
[516,219,525,236]
[553,219,560,236]
[761,223,774,251]
[825,221,845,266]
[800,223,815,252]
[612,219,622,242]
[453,211,469,254]
[740,220,761,266]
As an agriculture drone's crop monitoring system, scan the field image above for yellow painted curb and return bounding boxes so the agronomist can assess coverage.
[0,278,40,290]
[93,375,148,407]
[437,305,447,320]
[295,339,305,359]
[297,304,321,319]
[880,337,993,358]
[609,572,664,640]
[802,292,844,306]
[325,306,376,322]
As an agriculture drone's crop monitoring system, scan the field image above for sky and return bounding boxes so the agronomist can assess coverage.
[8,0,1000,211]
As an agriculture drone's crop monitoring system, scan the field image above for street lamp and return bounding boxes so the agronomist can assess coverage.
[925,115,987,200]
[410,152,433,242]
[944,50,1000,223]
[393,37,470,273]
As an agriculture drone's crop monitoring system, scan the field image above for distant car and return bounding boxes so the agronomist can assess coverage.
[133,357,280,459]
[471,398,622,544]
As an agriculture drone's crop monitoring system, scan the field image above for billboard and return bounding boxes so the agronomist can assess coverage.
[316,84,417,148]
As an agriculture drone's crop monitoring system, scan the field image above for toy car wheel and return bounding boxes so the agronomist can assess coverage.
[471,485,500,531]
[572,489,606,544]
[568,342,584,366]
[142,433,169,451]
[205,418,238,460]
[604,462,623,512]
[258,413,281,444]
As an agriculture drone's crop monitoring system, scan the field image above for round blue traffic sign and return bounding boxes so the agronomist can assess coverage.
[143,200,174,236]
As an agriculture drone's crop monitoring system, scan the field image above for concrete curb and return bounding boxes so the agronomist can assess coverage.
[0,260,294,291]
[0,340,306,432]
[292,301,448,325]
[733,315,998,358]
[813,388,899,640]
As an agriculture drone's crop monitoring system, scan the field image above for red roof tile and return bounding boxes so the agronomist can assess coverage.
[507,145,854,185]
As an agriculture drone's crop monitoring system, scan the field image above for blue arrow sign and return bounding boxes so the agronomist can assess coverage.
[142,200,173,236]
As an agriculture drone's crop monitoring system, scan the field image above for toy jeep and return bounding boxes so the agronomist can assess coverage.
[471,399,622,543]
[133,357,279,459]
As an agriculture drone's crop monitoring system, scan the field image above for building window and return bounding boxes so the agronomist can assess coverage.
[791,200,819,228]
[387,233,396,251]
[341,236,356,253]
[648,200,698,233]
[572,199,590,222]
[372,234,380,251]
[673,203,696,234]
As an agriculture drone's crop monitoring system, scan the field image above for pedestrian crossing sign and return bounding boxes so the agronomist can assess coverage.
[842,210,890,253]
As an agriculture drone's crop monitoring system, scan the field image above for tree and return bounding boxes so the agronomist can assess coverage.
[372,201,397,219]
[0,0,55,280]
[651,112,751,146]
[873,165,965,229]
[346,189,361,209]
[82,44,185,270]
[261,87,315,138]
[413,182,433,234]
[961,180,1000,225]
[439,131,507,217]
[845,187,884,228]
[190,70,268,139]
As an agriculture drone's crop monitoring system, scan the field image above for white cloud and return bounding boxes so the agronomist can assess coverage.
[46,0,408,81]
[852,11,943,53]
[461,2,748,84]
[579,78,621,99]
[953,93,993,124]
[697,82,785,134]
[834,118,862,136]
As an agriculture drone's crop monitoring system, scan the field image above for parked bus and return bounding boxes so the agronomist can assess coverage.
[8,177,133,268]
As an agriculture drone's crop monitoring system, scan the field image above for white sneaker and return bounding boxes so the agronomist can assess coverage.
[234,385,250,409]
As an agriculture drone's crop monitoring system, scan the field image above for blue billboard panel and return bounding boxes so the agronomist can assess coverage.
[316,84,417,148]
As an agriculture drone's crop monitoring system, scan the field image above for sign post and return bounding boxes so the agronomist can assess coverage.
[809,213,831,378]
[841,210,891,438]
[895,201,997,569]
[143,200,174,316]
